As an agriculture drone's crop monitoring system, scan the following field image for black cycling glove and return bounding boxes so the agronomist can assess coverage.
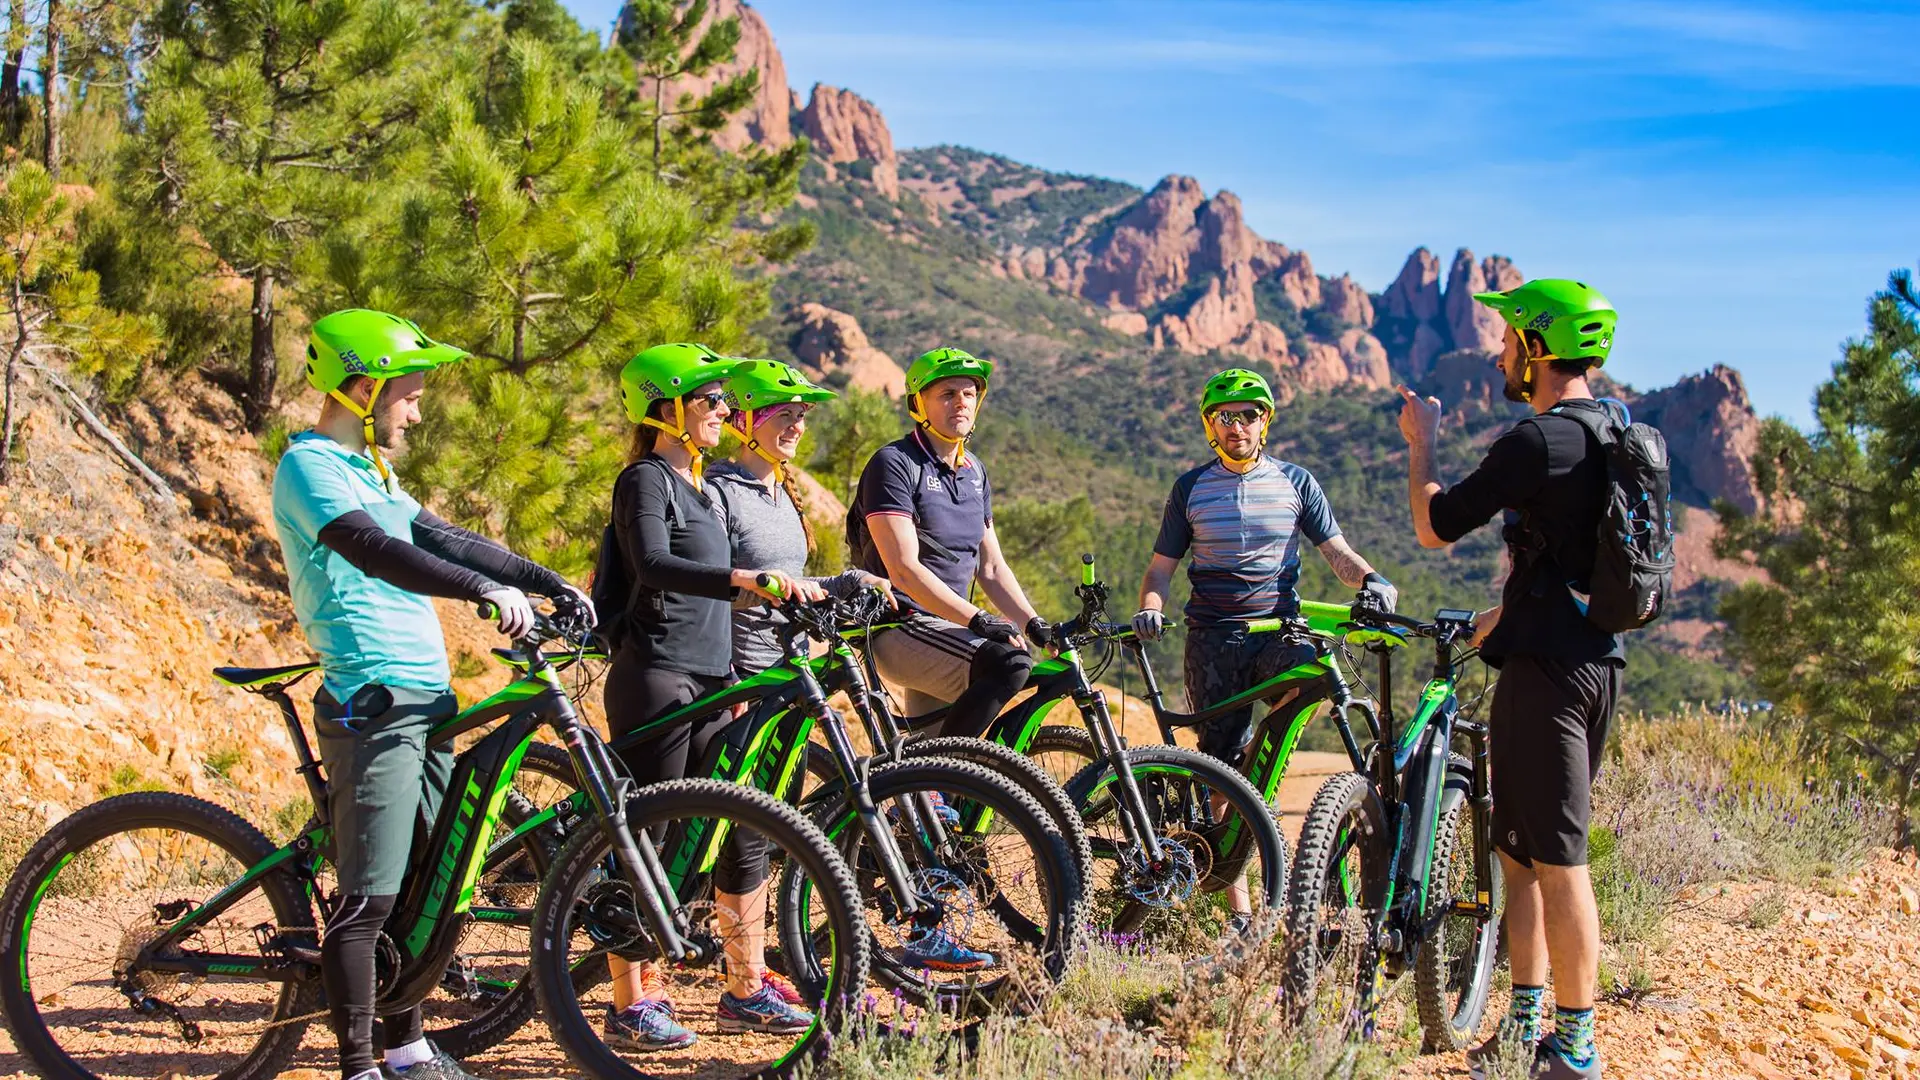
[1025,617,1054,648]
[969,610,1019,644]
[1359,572,1398,614]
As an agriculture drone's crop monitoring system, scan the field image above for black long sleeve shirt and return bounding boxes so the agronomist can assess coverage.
[610,456,738,678]
[317,508,567,604]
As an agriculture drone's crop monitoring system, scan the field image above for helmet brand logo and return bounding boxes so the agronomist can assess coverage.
[1526,312,1555,332]
[338,349,366,374]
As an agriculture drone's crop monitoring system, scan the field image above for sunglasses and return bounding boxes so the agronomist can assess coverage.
[1210,408,1266,428]
[689,390,728,412]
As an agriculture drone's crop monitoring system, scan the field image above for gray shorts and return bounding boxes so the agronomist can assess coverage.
[313,683,457,896]
[869,612,991,716]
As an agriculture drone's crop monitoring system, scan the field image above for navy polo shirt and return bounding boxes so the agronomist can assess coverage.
[855,430,992,612]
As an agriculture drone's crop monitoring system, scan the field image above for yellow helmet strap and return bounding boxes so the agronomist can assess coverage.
[641,396,706,482]
[1204,409,1268,474]
[910,388,983,450]
[328,378,392,485]
[726,406,789,483]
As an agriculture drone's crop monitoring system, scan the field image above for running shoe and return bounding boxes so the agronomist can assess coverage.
[382,1042,479,1080]
[604,1001,697,1052]
[716,983,815,1034]
[899,927,996,972]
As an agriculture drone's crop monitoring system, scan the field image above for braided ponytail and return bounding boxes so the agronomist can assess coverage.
[778,469,815,556]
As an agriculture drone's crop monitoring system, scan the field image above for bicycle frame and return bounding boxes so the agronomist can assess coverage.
[126,620,694,1016]
[1344,609,1493,970]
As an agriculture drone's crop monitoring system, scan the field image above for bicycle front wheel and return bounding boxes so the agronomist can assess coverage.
[1284,770,1387,1036]
[530,779,867,1080]
[0,792,320,1080]
[1064,744,1288,951]
[1414,775,1503,1051]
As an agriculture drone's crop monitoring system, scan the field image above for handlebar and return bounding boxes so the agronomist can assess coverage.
[475,598,597,650]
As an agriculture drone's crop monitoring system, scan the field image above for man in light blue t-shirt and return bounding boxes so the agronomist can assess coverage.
[271,309,590,1080]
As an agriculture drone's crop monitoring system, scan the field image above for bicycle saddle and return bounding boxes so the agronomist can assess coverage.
[212,661,322,689]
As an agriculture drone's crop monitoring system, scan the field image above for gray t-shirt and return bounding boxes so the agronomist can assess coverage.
[707,461,868,674]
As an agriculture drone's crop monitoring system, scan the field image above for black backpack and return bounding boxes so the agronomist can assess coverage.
[1535,400,1675,633]
[589,459,674,652]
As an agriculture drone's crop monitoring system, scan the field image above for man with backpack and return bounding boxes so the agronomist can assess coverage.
[848,347,1044,748]
[1398,279,1671,1080]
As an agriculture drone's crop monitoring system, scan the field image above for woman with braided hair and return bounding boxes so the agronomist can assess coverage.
[708,360,892,675]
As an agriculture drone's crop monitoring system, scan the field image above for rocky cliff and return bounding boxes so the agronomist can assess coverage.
[644,0,792,152]
[1633,365,1764,514]
[797,84,899,199]
[785,302,907,397]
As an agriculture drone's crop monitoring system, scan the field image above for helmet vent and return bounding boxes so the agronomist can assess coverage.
[1580,321,1605,333]
[307,344,318,360]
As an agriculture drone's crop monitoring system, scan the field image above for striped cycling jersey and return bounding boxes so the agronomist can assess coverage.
[1153,455,1341,625]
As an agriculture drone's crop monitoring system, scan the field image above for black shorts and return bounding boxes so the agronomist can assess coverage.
[1488,653,1621,868]
[1184,623,1318,770]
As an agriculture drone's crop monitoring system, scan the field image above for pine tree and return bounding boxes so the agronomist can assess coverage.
[1,158,161,483]
[325,29,766,568]
[119,0,436,430]
[1717,265,1920,844]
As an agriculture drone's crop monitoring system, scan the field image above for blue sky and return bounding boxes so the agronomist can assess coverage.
[561,0,1920,424]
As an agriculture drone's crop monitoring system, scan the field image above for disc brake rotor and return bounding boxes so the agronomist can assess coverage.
[1124,830,1203,909]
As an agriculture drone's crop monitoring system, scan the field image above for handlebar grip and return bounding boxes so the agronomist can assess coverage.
[1080,552,1095,586]
[756,571,785,599]
[476,602,498,620]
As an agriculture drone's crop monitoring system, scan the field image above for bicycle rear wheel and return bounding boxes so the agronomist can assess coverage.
[1064,744,1287,951]
[0,792,320,1080]
[788,757,1080,1015]
[1284,770,1387,1036]
[1414,776,1502,1051]
[530,779,867,1080]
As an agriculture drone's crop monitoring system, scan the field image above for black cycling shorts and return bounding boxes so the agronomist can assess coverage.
[1488,653,1621,868]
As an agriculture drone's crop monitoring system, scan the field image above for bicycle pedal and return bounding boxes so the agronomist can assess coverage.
[1449,899,1491,918]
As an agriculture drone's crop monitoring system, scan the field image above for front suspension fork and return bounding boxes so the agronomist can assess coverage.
[1080,682,1166,863]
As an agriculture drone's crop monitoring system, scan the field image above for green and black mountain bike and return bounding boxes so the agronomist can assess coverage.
[0,607,869,1080]
[1284,603,1503,1052]
[829,556,1289,947]
[506,589,1081,1026]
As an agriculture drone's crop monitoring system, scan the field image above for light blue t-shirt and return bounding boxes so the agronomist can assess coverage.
[271,432,450,699]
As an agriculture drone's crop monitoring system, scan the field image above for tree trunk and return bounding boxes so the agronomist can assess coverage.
[0,275,28,484]
[39,0,58,178]
[244,267,277,432]
[1,0,26,148]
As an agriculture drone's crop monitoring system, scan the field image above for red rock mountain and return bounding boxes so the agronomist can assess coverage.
[797,84,899,199]
[699,1,1764,512]
[646,0,792,151]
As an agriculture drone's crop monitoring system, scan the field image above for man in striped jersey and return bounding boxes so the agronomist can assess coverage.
[1133,368,1397,777]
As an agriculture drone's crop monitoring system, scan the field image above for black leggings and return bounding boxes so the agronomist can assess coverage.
[940,641,1035,740]
[605,656,771,893]
[322,892,423,1078]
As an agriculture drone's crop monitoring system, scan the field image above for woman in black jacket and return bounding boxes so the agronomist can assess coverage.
[599,342,826,1051]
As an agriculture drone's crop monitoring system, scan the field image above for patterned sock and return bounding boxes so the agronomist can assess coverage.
[1550,1005,1597,1065]
[1507,984,1545,1043]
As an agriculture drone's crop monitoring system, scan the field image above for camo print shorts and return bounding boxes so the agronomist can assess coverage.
[1183,623,1318,770]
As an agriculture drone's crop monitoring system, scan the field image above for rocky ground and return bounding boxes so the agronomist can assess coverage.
[1391,850,1920,1080]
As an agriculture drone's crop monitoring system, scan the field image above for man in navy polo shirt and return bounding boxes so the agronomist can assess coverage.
[851,346,1045,744]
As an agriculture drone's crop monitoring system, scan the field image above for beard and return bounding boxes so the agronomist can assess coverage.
[1501,361,1531,403]
[371,413,409,455]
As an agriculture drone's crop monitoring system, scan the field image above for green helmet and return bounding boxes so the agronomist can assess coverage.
[723,359,836,414]
[619,342,746,423]
[1199,368,1275,417]
[304,309,466,395]
[1473,279,1617,365]
[905,347,993,396]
